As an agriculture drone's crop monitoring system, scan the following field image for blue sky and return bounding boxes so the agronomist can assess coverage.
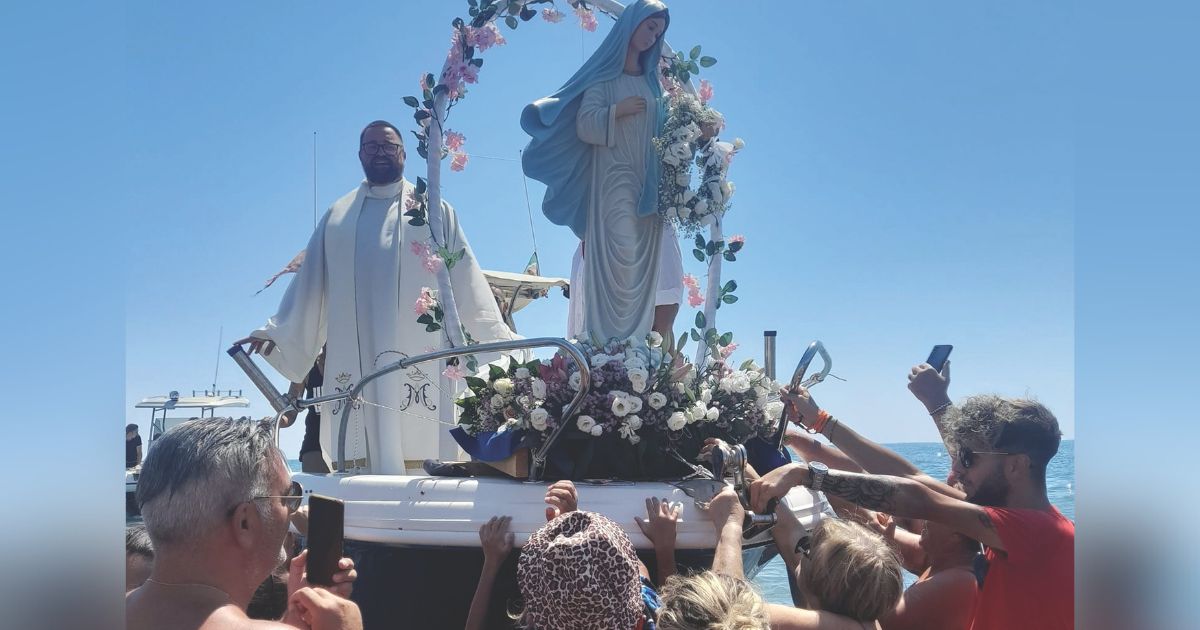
[120,0,1073,458]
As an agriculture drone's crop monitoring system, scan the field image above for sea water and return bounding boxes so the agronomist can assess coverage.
[283,440,1075,605]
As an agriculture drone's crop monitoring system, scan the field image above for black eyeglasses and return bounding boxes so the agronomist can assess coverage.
[361,141,402,156]
[956,447,1012,470]
[227,480,304,517]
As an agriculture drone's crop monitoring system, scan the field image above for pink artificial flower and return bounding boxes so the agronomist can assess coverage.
[728,234,745,245]
[719,342,739,359]
[422,253,444,273]
[466,23,505,51]
[410,240,431,257]
[414,287,438,316]
[575,5,598,32]
[699,79,714,104]
[542,7,564,23]
[444,130,466,152]
[450,152,469,172]
[681,273,700,290]
[442,364,465,381]
[405,195,421,210]
[687,292,705,308]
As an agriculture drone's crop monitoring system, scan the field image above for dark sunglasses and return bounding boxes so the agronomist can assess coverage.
[229,480,304,516]
[956,447,1012,470]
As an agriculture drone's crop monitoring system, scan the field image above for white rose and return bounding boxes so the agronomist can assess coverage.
[626,415,643,431]
[693,198,708,215]
[700,388,712,404]
[764,401,786,422]
[531,378,548,399]
[577,415,596,432]
[530,408,550,431]
[708,181,724,205]
[733,137,745,151]
[627,396,644,413]
[679,205,693,220]
[490,395,505,409]
[611,396,631,417]
[590,425,603,437]
[515,367,531,380]
[675,172,690,187]
[648,392,668,409]
[628,368,649,393]
[569,372,582,391]
[647,331,663,348]
[590,353,609,368]
[682,188,696,203]
[664,206,679,221]
[670,142,692,162]
[706,407,720,421]
[624,357,647,372]
[493,378,514,396]
[667,411,688,431]
[690,402,708,422]
[674,382,686,394]
[663,152,681,167]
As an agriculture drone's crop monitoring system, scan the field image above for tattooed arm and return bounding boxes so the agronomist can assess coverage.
[749,463,1004,550]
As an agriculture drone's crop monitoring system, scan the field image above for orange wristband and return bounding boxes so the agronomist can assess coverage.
[809,409,831,434]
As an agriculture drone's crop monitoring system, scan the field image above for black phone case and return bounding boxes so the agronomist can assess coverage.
[306,494,344,586]
[927,345,953,371]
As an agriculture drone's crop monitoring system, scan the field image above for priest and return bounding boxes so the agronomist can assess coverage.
[237,120,519,474]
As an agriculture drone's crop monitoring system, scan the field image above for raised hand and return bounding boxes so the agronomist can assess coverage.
[544,480,578,521]
[479,516,515,567]
[780,385,821,431]
[233,334,275,357]
[696,485,745,533]
[635,497,681,548]
[287,549,357,601]
[908,361,951,413]
[615,95,647,118]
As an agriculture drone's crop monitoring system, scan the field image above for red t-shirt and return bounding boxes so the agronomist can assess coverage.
[971,506,1074,630]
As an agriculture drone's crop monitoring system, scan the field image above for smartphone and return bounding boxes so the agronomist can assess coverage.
[306,494,344,586]
[926,345,953,372]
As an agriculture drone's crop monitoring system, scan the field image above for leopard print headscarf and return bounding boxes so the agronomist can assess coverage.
[518,511,644,630]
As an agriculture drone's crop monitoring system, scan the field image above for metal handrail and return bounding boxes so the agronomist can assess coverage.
[773,341,833,451]
[330,337,590,480]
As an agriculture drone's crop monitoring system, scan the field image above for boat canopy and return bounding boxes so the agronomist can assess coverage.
[135,395,250,410]
[481,270,568,314]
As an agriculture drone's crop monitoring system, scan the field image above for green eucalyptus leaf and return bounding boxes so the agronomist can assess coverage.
[695,312,706,329]
[692,249,706,262]
[505,15,518,29]
[489,364,505,380]
[403,96,420,108]
[688,61,699,74]
[690,330,701,342]
[689,45,701,59]
[719,332,733,346]
[723,280,737,293]
[722,295,739,304]
[699,56,717,68]
[694,234,706,249]
[426,323,441,332]
[723,251,736,262]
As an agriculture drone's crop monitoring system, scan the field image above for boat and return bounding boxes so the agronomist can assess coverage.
[126,390,250,517]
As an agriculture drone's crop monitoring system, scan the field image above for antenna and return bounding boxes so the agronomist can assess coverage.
[212,325,223,393]
[313,131,318,228]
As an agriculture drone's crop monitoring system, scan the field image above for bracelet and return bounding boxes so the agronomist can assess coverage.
[824,417,839,440]
[929,402,953,416]
[807,409,831,435]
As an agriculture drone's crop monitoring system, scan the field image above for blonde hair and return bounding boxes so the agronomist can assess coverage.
[657,571,770,630]
[803,519,904,622]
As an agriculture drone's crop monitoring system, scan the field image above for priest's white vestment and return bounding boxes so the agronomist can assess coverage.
[252,178,520,474]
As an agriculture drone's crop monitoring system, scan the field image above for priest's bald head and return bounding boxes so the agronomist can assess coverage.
[359,120,405,185]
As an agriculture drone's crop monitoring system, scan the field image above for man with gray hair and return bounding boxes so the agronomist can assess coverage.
[126,417,361,629]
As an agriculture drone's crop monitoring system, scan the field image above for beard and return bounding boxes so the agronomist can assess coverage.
[968,469,1011,507]
[363,156,401,184]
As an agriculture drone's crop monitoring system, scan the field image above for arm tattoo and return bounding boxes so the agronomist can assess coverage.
[821,471,901,513]
[977,510,996,531]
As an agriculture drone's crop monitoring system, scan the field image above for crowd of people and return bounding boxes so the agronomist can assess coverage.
[125,355,1071,629]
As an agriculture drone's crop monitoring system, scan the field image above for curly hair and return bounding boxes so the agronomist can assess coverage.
[656,571,770,630]
[945,394,1062,482]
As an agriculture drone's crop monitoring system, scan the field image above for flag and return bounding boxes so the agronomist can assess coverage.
[523,252,540,276]
[255,249,306,295]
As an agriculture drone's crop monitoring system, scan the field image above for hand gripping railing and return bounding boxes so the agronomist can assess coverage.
[230,338,591,482]
[771,340,833,452]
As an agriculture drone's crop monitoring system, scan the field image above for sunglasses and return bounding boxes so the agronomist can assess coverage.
[228,480,304,516]
[955,447,1012,470]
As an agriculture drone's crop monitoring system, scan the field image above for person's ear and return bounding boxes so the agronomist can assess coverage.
[230,502,258,550]
[1007,453,1031,479]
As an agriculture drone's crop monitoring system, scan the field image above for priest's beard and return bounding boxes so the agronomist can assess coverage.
[364,156,402,185]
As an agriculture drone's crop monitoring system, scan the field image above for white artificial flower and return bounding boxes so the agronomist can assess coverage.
[590,424,603,437]
[624,357,647,372]
[682,188,696,203]
[626,415,643,431]
[663,152,681,167]
[706,407,720,421]
[648,392,668,410]
[693,198,708,215]
[708,181,724,205]
[690,401,708,423]
[628,368,649,393]
[590,353,609,368]
[628,434,641,445]
[515,367,531,379]
[530,408,550,431]
[733,137,745,151]
[674,382,686,394]
[531,378,548,399]
[647,331,663,348]
[569,371,582,391]
[675,172,690,187]
[700,388,712,404]
[764,400,786,422]
[493,378,514,396]
[627,395,644,413]
[679,205,693,220]
[577,415,596,432]
[670,142,692,162]
[667,411,688,431]
[611,396,631,417]
[490,395,505,409]
[664,206,679,221]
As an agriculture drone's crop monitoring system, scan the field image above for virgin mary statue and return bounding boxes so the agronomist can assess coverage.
[521,0,670,343]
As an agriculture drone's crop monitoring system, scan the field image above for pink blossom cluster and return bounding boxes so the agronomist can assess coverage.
[542,7,564,23]
[465,22,506,51]
[442,364,465,380]
[410,240,444,274]
[682,273,705,307]
[575,5,598,32]
[444,129,469,172]
[444,129,465,152]
[440,31,480,100]
[413,287,439,316]
[719,342,739,360]
[729,234,745,245]
[450,152,469,172]
[699,79,714,104]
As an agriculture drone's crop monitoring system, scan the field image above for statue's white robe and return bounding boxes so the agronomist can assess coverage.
[252,179,520,473]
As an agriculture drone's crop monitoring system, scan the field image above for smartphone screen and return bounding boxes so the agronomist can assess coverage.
[306,494,344,586]
[926,345,953,372]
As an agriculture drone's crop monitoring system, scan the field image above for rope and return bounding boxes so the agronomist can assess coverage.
[518,149,539,259]
[355,397,462,428]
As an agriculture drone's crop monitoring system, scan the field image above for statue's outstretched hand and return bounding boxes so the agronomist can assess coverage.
[234,334,275,357]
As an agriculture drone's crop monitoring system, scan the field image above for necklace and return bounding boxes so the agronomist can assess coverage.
[144,578,231,601]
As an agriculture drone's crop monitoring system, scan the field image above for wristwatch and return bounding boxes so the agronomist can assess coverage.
[808,461,830,493]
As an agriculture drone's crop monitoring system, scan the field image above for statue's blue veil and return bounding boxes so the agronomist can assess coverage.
[520,0,670,239]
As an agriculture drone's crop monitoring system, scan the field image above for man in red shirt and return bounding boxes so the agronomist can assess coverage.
[752,390,1073,630]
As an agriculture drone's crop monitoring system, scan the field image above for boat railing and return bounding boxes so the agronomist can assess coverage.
[230,337,591,482]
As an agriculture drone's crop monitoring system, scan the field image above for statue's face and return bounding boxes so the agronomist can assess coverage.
[629,16,666,54]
